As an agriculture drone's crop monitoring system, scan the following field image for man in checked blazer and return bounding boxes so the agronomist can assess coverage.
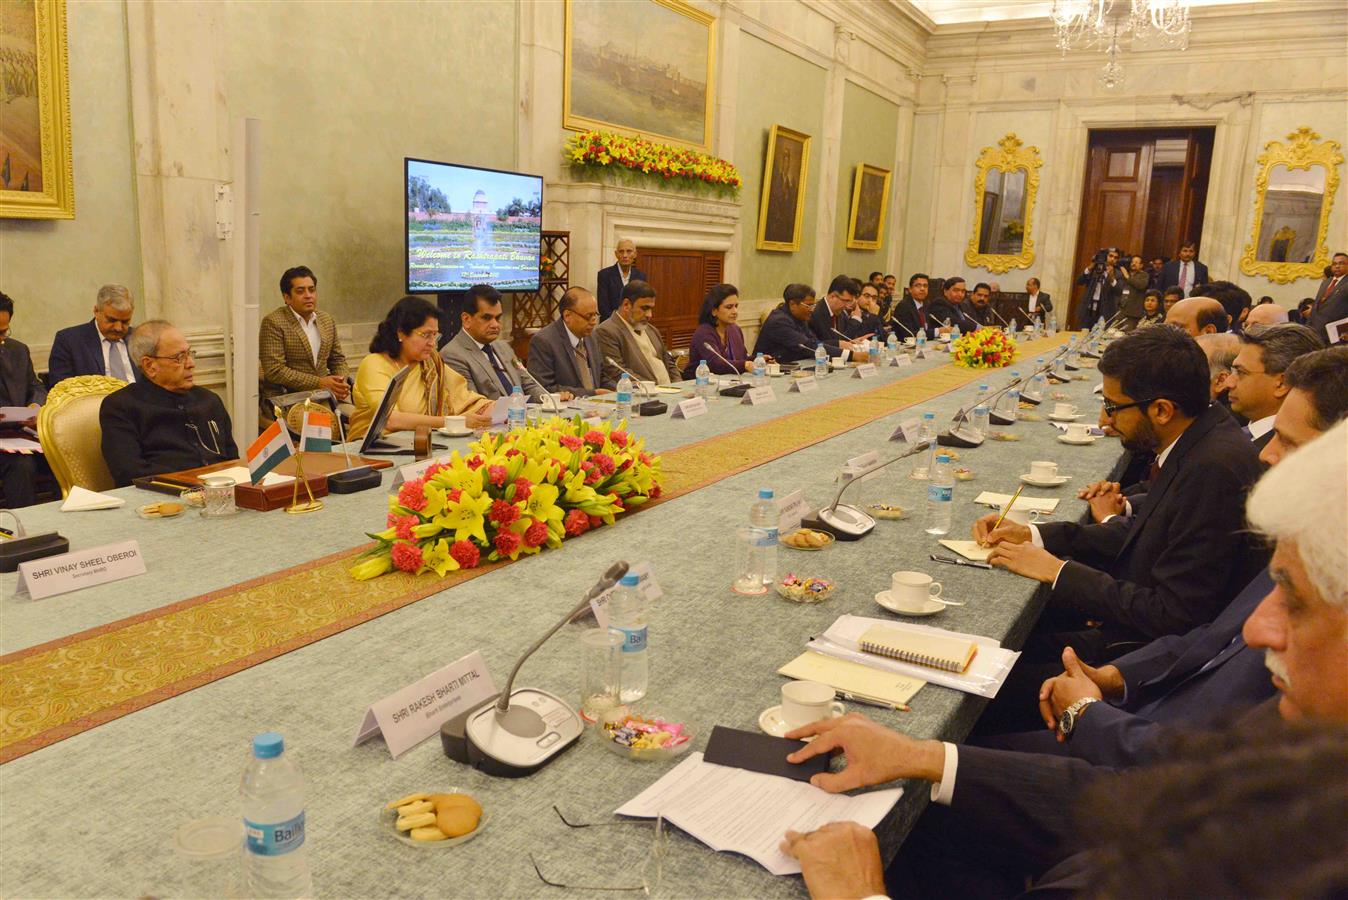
[258,266,349,423]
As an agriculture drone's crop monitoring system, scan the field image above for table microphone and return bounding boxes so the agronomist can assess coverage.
[699,342,755,398]
[988,305,1012,329]
[800,442,931,540]
[699,342,745,380]
[604,358,668,416]
[985,371,1029,425]
[316,389,382,493]
[510,358,562,414]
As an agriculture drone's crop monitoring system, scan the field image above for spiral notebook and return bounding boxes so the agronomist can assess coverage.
[858,624,978,673]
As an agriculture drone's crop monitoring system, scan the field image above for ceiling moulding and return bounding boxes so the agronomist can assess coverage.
[804,0,929,69]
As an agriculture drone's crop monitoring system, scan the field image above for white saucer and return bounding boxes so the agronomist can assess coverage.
[875,590,945,617]
[759,705,841,738]
[437,428,474,438]
[1057,434,1097,446]
[1048,413,1084,422]
[1020,473,1071,487]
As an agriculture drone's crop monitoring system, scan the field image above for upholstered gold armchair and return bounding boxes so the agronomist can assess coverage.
[36,375,127,497]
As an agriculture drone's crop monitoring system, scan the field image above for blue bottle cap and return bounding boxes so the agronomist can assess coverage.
[758,488,774,500]
[936,454,950,463]
[252,732,284,759]
[620,573,640,587]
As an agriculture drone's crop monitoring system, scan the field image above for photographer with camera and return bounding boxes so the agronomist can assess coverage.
[1078,247,1123,327]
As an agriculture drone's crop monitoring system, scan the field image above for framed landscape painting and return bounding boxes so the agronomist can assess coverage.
[756,125,811,252]
[846,163,892,250]
[563,0,716,152]
[0,0,73,219]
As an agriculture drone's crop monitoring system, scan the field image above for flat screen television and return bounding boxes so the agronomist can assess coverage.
[405,157,543,294]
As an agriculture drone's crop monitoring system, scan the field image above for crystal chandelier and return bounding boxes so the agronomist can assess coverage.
[1051,0,1191,87]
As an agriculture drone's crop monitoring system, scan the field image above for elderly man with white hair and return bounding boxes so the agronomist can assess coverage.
[47,283,143,387]
[1194,331,1240,404]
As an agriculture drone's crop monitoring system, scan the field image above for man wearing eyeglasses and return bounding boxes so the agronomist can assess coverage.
[100,320,238,486]
[752,283,841,363]
[526,287,617,397]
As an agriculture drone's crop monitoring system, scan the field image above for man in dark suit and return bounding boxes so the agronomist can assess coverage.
[808,274,862,345]
[595,238,647,322]
[0,293,48,507]
[526,287,616,397]
[927,276,973,334]
[752,284,840,363]
[1161,240,1209,298]
[890,273,935,340]
[962,282,996,329]
[1076,248,1123,325]
[1306,250,1348,336]
[1023,277,1052,324]
[47,284,142,388]
[1225,323,1325,453]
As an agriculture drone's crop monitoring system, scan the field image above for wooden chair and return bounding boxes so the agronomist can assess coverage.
[36,375,126,497]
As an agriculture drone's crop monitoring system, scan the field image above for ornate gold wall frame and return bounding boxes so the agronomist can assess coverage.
[0,0,74,219]
[964,134,1042,274]
[1240,127,1343,284]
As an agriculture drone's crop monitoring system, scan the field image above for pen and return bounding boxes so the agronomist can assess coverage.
[930,553,993,570]
[838,691,910,712]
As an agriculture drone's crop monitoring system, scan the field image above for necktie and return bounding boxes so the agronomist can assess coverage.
[482,344,513,395]
[107,341,129,380]
[1320,277,1341,307]
[1241,425,1253,439]
[575,341,594,391]
[1182,263,1191,295]
[1147,459,1161,483]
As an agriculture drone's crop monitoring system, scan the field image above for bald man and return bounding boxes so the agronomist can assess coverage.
[1165,297,1229,336]
[1244,303,1289,329]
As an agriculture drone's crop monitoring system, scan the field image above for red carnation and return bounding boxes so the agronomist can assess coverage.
[447,488,463,503]
[513,478,533,502]
[385,512,400,528]
[505,448,522,458]
[466,455,485,470]
[392,514,419,541]
[591,453,616,476]
[450,540,480,568]
[397,479,428,512]
[650,485,663,499]
[588,514,603,528]
[639,451,653,465]
[425,462,448,478]
[585,469,603,485]
[583,429,607,448]
[564,508,591,536]
[390,541,423,573]
[494,530,522,557]
[523,519,548,548]
[559,434,583,451]
[488,465,508,488]
[490,499,520,526]
[619,458,632,471]
[609,430,629,448]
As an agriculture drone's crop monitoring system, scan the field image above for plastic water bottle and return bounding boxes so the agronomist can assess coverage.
[749,488,778,588]
[610,573,648,703]
[924,454,954,535]
[1029,359,1047,399]
[507,384,527,431]
[753,352,768,387]
[950,323,961,343]
[886,333,899,361]
[915,331,927,356]
[814,343,829,378]
[1001,372,1022,418]
[971,402,990,438]
[1048,311,1058,336]
[614,373,633,424]
[241,732,310,899]
[695,360,712,400]
[910,412,937,479]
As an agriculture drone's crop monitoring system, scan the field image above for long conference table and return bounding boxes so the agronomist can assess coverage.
[0,335,1120,898]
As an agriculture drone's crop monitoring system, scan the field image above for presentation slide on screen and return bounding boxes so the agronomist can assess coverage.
[406,160,542,292]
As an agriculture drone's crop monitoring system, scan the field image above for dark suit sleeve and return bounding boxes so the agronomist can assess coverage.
[526,334,572,395]
[99,393,152,487]
[594,323,622,378]
[210,395,239,458]
[21,347,47,405]
[1037,517,1131,568]
[596,269,617,321]
[1064,703,1168,769]
[46,330,76,387]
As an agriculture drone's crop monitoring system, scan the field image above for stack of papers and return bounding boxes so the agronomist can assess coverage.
[617,752,903,875]
[208,466,293,487]
[778,650,925,707]
[973,491,1059,514]
[60,486,126,512]
[938,539,992,562]
[0,436,41,453]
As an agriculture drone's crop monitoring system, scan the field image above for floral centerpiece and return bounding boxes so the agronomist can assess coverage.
[951,328,1018,369]
[350,418,663,580]
[565,131,741,196]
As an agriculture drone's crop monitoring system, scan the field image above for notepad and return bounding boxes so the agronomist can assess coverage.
[938,539,993,562]
[974,491,1059,514]
[857,624,978,673]
[778,650,925,707]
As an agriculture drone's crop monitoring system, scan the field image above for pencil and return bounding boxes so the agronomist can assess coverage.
[986,484,1025,541]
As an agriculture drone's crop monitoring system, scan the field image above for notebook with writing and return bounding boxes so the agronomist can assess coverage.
[857,625,978,673]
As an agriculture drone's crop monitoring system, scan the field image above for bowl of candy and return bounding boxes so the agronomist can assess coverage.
[775,574,835,604]
[597,708,694,761]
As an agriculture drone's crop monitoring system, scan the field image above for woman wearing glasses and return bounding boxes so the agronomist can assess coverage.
[349,296,493,440]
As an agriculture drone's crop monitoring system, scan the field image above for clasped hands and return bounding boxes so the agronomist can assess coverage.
[971,514,1065,583]
[1038,647,1125,739]
[1078,479,1126,523]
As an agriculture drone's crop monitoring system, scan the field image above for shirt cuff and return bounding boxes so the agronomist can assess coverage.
[1029,523,1044,549]
[1049,559,1070,590]
[930,742,959,806]
[1124,499,1133,518]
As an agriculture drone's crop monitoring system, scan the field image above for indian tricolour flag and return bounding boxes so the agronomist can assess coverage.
[299,409,333,453]
[246,419,294,484]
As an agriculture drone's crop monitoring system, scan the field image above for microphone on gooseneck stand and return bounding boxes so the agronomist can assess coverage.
[323,390,382,493]
[700,342,752,398]
[511,358,561,414]
[987,305,1012,329]
[799,442,932,540]
[605,358,668,416]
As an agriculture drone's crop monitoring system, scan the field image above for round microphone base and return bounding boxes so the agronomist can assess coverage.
[328,466,382,494]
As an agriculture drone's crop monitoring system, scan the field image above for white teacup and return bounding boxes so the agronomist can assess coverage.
[766,362,782,376]
[1029,460,1059,480]
[780,680,844,730]
[1065,422,1092,440]
[1052,402,1077,418]
[1003,506,1046,526]
[890,571,943,610]
[904,336,916,346]
[640,380,657,394]
[443,414,466,433]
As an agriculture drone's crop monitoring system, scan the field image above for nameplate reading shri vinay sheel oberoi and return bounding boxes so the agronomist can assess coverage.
[354,650,498,759]
[15,540,146,600]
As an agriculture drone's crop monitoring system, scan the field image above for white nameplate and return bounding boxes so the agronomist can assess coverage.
[589,561,662,628]
[742,386,777,405]
[789,376,818,393]
[16,540,146,601]
[852,364,878,380]
[391,454,452,487]
[776,489,808,534]
[914,347,927,359]
[671,397,708,419]
[846,450,881,472]
[890,417,921,443]
[890,354,913,368]
[353,650,498,758]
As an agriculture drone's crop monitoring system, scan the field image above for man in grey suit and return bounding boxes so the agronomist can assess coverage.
[593,281,680,385]
[442,285,569,404]
[1306,250,1348,337]
[526,287,616,397]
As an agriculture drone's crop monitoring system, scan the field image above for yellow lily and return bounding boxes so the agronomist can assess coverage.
[350,555,393,581]
[421,538,461,577]
[435,491,492,544]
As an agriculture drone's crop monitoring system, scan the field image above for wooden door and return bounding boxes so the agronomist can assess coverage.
[1143,168,1185,263]
[1070,137,1154,327]
[635,248,725,350]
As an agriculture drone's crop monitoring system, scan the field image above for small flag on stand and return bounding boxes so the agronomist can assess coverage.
[246,419,294,484]
[299,409,333,453]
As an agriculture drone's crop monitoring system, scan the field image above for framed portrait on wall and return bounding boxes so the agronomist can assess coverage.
[846,164,892,250]
[756,125,811,252]
[0,0,74,219]
[563,0,716,152]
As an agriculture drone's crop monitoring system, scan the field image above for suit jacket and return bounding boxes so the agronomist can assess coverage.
[752,304,835,362]
[808,300,851,345]
[1038,403,1267,643]
[0,336,47,407]
[593,314,680,383]
[1161,259,1209,295]
[962,302,996,329]
[99,379,238,486]
[441,327,544,402]
[1117,271,1151,320]
[47,320,142,387]
[891,296,935,340]
[258,307,347,417]
[1077,267,1123,323]
[1306,274,1348,334]
[526,318,615,396]
[596,264,648,321]
[1025,292,1053,321]
[927,296,971,333]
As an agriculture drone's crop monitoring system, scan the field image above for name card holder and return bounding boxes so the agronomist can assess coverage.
[589,561,663,627]
[671,397,708,419]
[354,650,498,758]
[852,364,879,380]
[16,540,146,600]
[890,354,913,368]
[776,489,807,534]
[742,386,777,405]
[890,417,921,442]
[392,454,453,488]
[789,376,818,393]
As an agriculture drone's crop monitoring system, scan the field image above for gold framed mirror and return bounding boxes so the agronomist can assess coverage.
[1240,127,1343,284]
[964,134,1042,274]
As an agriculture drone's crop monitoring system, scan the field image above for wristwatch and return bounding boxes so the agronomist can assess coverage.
[1058,697,1101,738]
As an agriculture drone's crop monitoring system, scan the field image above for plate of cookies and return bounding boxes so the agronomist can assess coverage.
[383,790,487,848]
[137,501,184,520]
[780,528,834,551]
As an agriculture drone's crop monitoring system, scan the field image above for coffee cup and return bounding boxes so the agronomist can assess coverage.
[1029,460,1059,480]
[1065,422,1092,440]
[443,415,466,433]
[766,362,782,376]
[640,380,656,395]
[1052,402,1077,418]
[904,336,916,346]
[780,680,844,729]
[1003,506,1045,526]
[889,571,943,610]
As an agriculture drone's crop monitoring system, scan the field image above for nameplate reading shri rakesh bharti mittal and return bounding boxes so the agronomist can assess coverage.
[16,540,146,600]
[354,650,497,759]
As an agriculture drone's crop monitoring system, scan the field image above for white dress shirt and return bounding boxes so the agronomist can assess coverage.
[292,308,321,366]
[1245,414,1275,442]
[1027,292,1039,312]
[102,338,136,383]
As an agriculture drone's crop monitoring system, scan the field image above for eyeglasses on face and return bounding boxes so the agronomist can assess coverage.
[409,328,440,341]
[150,349,196,365]
[566,309,600,323]
[1101,397,1158,417]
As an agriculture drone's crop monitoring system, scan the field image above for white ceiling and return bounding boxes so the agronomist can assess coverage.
[907,0,1272,26]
